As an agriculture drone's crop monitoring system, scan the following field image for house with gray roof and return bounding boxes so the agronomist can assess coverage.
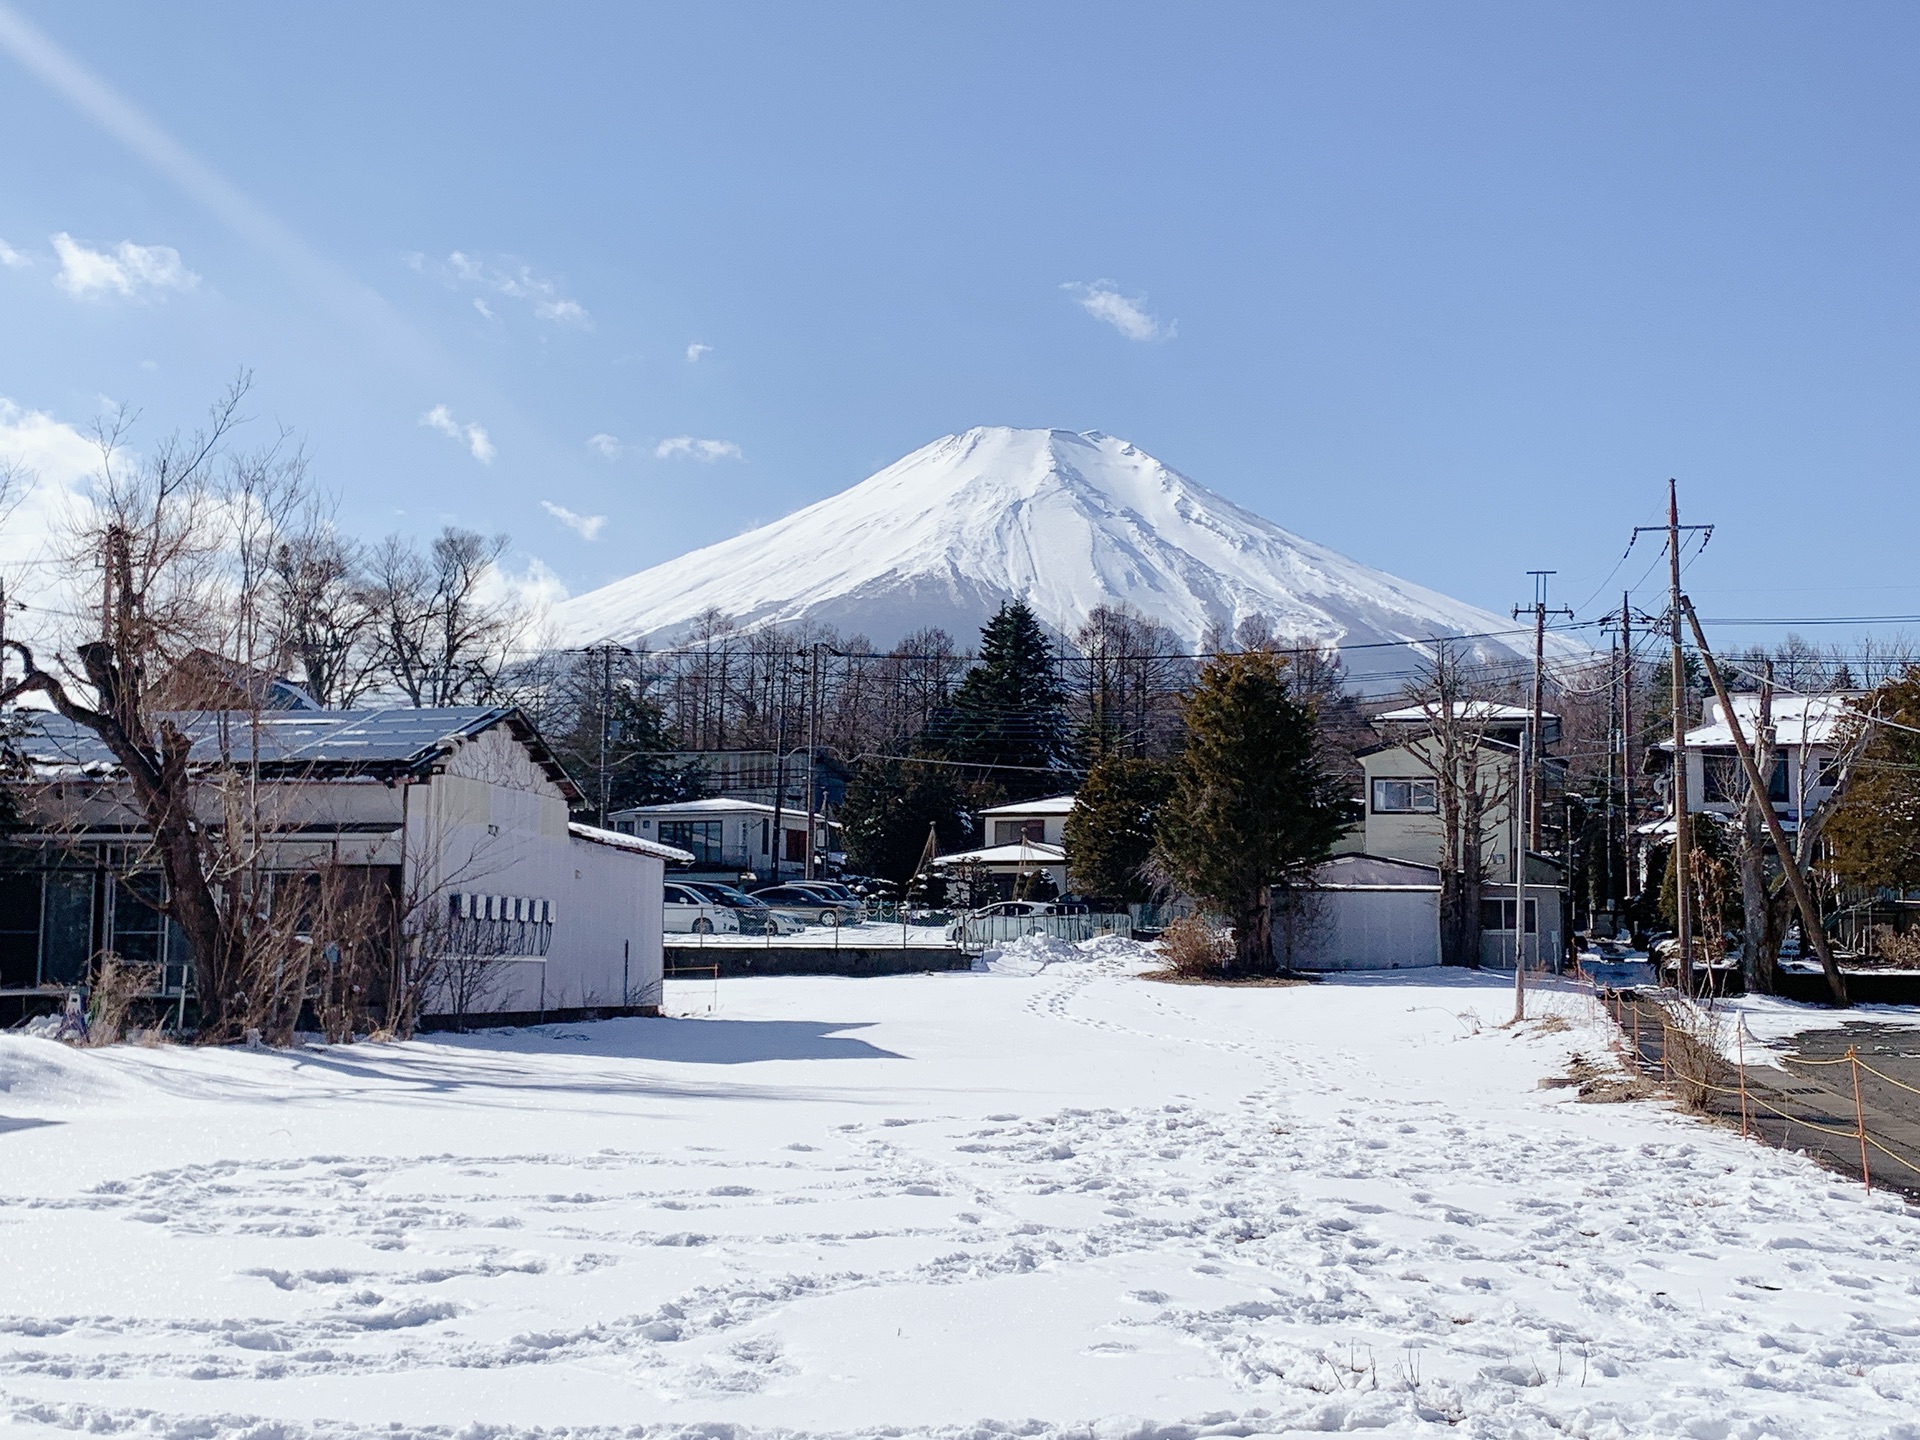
[1,705,686,1029]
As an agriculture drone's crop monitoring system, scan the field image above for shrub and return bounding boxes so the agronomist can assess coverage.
[1158,915,1233,979]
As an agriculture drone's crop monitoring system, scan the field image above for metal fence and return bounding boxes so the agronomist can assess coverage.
[953,912,1134,954]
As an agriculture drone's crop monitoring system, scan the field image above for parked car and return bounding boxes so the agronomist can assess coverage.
[662,882,741,935]
[684,882,808,935]
[750,885,862,926]
[779,880,868,923]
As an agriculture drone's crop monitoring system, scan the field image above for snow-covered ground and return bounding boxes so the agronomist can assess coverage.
[3,946,1918,1438]
[669,921,955,949]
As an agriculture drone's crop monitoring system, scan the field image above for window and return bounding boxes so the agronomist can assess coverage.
[1371,778,1438,814]
[993,818,1046,845]
[0,872,40,989]
[659,820,723,865]
[785,827,807,862]
[1769,758,1791,803]
[1478,898,1538,934]
[1818,753,1846,788]
[1704,755,1790,804]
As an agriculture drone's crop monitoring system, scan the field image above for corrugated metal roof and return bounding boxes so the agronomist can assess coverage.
[13,706,586,802]
[568,821,693,862]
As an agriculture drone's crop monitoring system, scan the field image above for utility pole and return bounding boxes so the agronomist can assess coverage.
[1631,483,1712,996]
[1513,572,1572,852]
[804,642,822,880]
[1620,592,1635,930]
[584,644,632,827]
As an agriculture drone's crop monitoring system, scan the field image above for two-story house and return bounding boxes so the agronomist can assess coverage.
[930,795,1074,902]
[1322,702,1565,969]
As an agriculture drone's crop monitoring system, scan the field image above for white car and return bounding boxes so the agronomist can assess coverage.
[662,882,741,935]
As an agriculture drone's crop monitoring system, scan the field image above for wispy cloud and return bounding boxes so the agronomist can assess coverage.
[1062,279,1172,342]
[51,232,198,300]
[430,250,592,328]
[540,499,606,541]
[685,342,711,363]
[420,404,495,464]
[587,432,625,460]
[0,239,29,268]
[655,436,743,462]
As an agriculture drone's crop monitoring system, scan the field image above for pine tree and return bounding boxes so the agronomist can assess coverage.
[1064,754,1171,903]
[931,601,1070,803]
[841,758,973,886]
[1156,651,1345,972]
[1827,669,1920,890]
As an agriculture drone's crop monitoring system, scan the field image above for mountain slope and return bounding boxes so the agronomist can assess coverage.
[555,427,1566,673]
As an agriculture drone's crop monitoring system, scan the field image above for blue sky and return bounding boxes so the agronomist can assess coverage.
[2,2,1918,649]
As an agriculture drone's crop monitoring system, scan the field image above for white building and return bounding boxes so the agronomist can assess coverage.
[2,706,683,1026]
[930,795,1075,901]
[607,796,836,884]
[1653,692,1858,829]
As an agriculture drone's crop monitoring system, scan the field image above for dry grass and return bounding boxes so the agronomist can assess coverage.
[1157,915,1235,980]
[83,955,160,1047]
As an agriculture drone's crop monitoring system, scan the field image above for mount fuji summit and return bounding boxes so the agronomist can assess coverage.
[555,427,1560,673]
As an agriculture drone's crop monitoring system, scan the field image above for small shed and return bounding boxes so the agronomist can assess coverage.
[1280,854,1443,972]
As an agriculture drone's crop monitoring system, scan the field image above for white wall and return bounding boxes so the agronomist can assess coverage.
[1287,888,1443,972]
[404,726,665,1017]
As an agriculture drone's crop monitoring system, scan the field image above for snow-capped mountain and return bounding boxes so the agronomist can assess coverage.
[555,427,1569,674]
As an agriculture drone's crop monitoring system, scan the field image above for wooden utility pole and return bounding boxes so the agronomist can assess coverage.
[1621,592,1635,922]
[1631,487,1711,995]
[1682,597,1848,1006]
[585,643,631,827]
[1513,572,1571,850]
[804,642,822,879]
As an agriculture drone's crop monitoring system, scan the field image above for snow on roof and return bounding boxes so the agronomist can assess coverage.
[1664,692,1862,751]
[1311,853,1443,889]
[1374,702,1548,724]
[978,794,1078,816]
[930,841,1068,867]
[567,821,693,862]
[610,797,795,819]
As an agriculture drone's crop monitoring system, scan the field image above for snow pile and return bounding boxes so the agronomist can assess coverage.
[972,930,1153,974]
[2,969,1919,1437]
[555,427,1584,674]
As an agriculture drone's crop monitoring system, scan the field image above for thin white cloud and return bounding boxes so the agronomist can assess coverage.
[51,232,198,300]
[419,403,495,464]
[587,432,625,460]
[0,238,29,268]
[1062,279,1172,342]
[432,250,592,328]
[540,499,606,541]
[655,436,743,462]
[685,342,711,363]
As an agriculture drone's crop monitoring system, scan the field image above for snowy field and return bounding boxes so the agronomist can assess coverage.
[3,944,1919,1439]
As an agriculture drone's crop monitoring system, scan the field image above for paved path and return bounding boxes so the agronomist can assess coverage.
[1613,992,1920,1200]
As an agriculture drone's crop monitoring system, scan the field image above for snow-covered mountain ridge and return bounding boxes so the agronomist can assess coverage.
[555,427,1569,673]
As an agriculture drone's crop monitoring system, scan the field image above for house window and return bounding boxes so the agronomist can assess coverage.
[1704,755,1789,804]
[784,828,807,862]
[1371,778,1438,814]
[658,820,723,864]
[993,818,1046,845]
[1478,897,1538,934]
[0,871,40,989]
[1818,753,1845,788]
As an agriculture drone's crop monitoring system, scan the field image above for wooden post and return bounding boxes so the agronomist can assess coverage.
[1736,1020,1750,1139]
[1849,1047,1871,1191]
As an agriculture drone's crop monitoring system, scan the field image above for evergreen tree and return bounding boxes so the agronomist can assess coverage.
[552,658,705,817]
[1827,669,1920,890]
[1064,754,1172,903]
[1156,651,1345,972]
[931,602,1070,803]
[841,758,973,886]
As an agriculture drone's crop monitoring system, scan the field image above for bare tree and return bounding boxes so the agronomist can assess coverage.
[265,503,376,707]
[1396,643,1515,968]
[362,527,522,706]
[0,377,325,1040]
